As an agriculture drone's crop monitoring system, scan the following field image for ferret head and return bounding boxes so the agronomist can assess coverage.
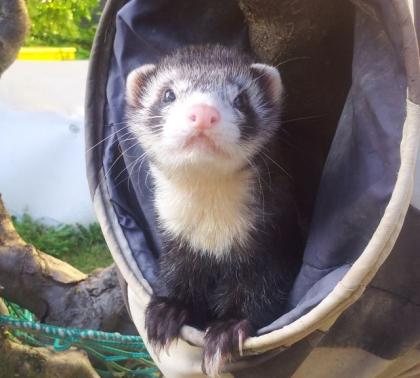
[126,45,283,177]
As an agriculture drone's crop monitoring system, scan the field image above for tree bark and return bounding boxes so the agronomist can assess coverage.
[0,0,29,76]
[0,194,135,335]
[0,194,137,375]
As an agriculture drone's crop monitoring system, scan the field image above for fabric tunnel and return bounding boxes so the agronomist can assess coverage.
[85,1,420,377]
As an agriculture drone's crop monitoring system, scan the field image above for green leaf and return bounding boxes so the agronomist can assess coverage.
[25,0,101,59]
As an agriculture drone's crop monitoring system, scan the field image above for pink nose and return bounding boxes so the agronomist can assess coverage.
[186,104,220,130]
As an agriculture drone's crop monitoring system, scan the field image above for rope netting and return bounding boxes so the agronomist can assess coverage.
[0,299,161,377]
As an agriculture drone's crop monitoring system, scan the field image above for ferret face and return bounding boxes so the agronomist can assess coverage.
[126,45,283,176]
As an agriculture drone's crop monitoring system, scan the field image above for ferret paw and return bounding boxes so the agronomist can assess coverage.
[202,319,254,377]
[145,297,190,354]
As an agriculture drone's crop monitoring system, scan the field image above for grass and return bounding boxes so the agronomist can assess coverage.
[12,214,113,273]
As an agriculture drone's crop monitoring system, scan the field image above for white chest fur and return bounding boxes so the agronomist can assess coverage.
[151,167,256,257]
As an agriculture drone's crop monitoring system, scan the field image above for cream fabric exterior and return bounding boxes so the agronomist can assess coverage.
[127,286,233,378]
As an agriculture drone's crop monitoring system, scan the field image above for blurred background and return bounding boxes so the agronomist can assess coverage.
[0,0,113,272]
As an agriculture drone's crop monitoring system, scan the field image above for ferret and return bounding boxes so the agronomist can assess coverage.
[126,45,303,376]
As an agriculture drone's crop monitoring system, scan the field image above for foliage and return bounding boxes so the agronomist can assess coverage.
[25,0,101,59]
[12,214,113,273]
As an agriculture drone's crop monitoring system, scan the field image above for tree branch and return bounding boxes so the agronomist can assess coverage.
[0,0,29,76]
[0,194,135,335]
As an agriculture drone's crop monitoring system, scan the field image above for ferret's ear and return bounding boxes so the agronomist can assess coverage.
[126,64,156,107]
[250,63,283,102]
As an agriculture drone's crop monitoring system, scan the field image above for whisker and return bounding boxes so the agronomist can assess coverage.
[145,170,153,192]
[109,120,131,126]
[245,155,268,226]
[282,114,324,124]
[117,137,142,156]
[87,126,133,152]
[259,154,273,191]
[144,115,164,119]
[260,150,293,181]
[137,150,151,191]
[273,56,311,68]
[114,150,147,183]
[103,141,141,181]
[112,114,164,125]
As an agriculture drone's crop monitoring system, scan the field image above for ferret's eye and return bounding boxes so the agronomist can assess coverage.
[233,92,248,112]
[163,89,176,103]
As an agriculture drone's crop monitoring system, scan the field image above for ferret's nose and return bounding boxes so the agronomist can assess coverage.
[187,104,220,129]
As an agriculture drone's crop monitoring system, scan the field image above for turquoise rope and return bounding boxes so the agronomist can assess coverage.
[0,316,143,343]
[1,301,160,378]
